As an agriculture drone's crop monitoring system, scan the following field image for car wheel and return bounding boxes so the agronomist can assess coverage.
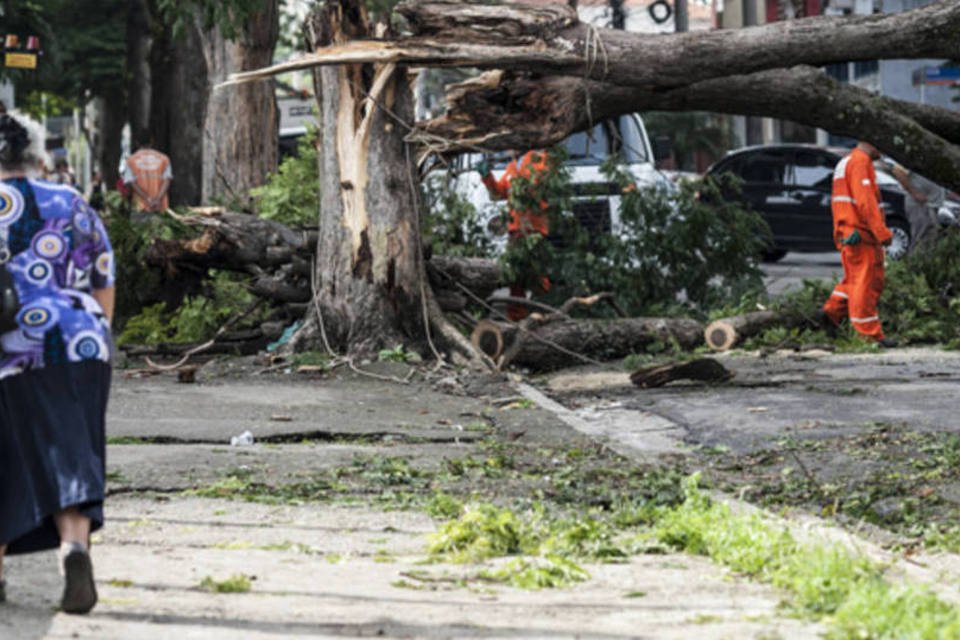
[886,219,911,261]
[762,248,788,263]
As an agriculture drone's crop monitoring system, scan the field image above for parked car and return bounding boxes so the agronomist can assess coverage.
[705,144,911,261]
[439,114,675,253]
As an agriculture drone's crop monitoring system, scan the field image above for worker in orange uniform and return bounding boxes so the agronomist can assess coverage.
[477,151,551,321]
[819,141,897,347]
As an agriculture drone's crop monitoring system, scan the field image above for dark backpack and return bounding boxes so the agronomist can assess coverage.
[0,264,19,333]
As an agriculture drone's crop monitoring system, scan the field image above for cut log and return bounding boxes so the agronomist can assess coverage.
[702,310,812,351]
[704,310,785,352]
[508,317,704,371]
[470,319,508,360]
[630,358,733,389]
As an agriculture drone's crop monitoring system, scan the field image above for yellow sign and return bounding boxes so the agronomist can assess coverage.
[5,52,37,69]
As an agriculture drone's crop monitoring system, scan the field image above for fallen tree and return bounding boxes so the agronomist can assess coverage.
[205,0,960,367]
[228,0,960,189]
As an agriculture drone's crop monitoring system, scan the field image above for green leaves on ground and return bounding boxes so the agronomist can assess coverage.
[198,574,253,593]
[655,476,960,638]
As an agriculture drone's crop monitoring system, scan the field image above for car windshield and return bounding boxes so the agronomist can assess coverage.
[488,116,649,168]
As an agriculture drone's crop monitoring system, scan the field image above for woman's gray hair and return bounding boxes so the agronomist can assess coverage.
[0,110,46,174]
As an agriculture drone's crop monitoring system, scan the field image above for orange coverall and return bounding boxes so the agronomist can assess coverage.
[822,147,893,341]
[482,151,551,321]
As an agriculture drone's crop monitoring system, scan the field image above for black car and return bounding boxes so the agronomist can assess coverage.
[706,144,911,261]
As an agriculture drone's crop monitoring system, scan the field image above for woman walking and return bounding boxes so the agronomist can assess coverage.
[0,111,115,614]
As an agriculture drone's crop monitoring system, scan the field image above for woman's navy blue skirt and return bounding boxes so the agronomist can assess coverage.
[0,361,111,555]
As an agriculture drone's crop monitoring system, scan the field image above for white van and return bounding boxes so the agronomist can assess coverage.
[437,114,674,250]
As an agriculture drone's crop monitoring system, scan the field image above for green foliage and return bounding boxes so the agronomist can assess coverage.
[478,556,589,590]
[499,150,766,316]
[2,0,125,111]
[198,574,252,593]
[105,211,189,329]
[156,0,267,39]
[378,344,414,363]
[427,503,537,562]
[251,127,320,227]
[422,170,495,258]
[117,271,258,345]
[655,477,960,637]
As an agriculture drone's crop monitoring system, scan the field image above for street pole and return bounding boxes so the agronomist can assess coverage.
[675,0,689,32]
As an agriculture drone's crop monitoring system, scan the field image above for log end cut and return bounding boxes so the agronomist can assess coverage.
[471,319,505,361]
[705,320,737,352]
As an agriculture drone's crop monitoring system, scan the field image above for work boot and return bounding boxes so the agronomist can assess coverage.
[878,337,899,349]
[813,309,838,338]
[59,543,97,614]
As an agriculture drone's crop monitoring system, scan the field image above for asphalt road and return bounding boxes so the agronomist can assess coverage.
[762,251,841,296]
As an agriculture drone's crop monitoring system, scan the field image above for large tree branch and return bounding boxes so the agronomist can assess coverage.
[414,66,960,191]
[227,0,960,90]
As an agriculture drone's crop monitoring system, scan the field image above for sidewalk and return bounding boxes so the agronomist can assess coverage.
[1,361,825,639]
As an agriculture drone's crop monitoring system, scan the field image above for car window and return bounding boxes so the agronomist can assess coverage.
[790,150,835,188]
[564,116,649,165]
[565,126,610,163]
[740,153,787,184]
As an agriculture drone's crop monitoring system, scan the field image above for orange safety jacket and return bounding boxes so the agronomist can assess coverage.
[831,147,893,247]
[481,150,550,237]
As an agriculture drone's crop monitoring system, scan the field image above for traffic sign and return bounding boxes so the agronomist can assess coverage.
[4,52,37,69]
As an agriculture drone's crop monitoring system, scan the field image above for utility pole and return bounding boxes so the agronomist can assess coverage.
[675,0,689,32]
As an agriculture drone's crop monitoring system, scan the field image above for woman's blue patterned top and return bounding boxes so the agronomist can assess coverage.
[0,178,115,379]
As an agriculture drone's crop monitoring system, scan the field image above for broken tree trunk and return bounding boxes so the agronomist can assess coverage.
[145,211,315,274]
[630,358,733,388]
[284,0,483,365]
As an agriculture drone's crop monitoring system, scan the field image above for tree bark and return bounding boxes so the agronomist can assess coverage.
[95,89,125,187]
[235,1,960,89]
[415,66,960,191]
[704,310,785,351]
[126,0,153,149]
[506,317,704,371]
[198,2,279,204]
[287,1,429,355]
[630,358,732,388]
[149,20,208,206]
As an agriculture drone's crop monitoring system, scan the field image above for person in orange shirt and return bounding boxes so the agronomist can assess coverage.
[477,151,551,321]
[121,144,172,212]
[819,141,896,347]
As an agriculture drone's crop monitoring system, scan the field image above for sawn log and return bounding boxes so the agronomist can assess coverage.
[704,310,807,351]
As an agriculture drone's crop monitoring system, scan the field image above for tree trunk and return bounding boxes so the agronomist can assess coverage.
[284,0,483,364]
[95,89,125,187]
[198,2,279,204]
[503,317,704,371]
[288,1,428,355]
[126,0,153,149]
[149,20,208,207]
